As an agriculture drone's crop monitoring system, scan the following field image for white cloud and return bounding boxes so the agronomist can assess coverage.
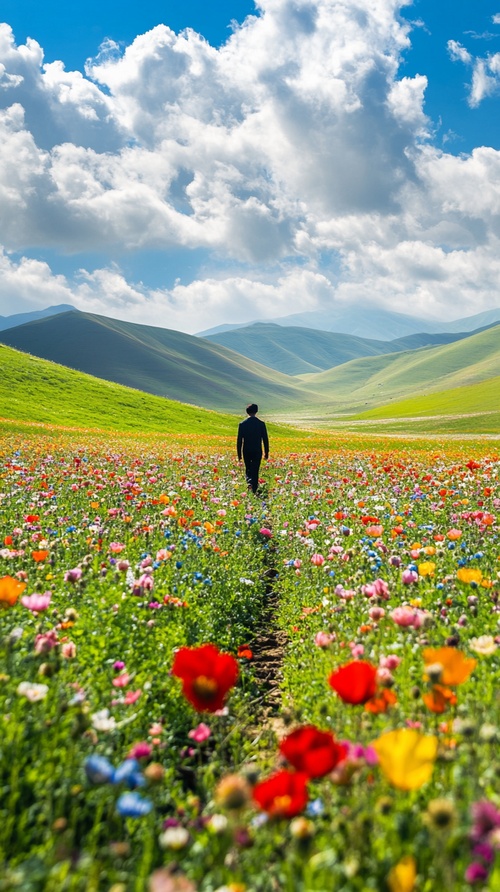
[447,37,500,107]
[0,2,500,332]
[493,14,500,24]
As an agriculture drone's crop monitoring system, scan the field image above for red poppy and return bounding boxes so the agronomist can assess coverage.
[172,644,239,712]
[328,660,378,705]
[252,770,309,818]
[279,726,347,778]
[237,645,253,660]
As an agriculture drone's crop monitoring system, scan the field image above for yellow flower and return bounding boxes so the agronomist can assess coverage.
[418,562,435,577]
[422,647,476,686]
[0,575,26,608]
[372,729,437,791]
[388,855,417,892]
[457,568,483,585]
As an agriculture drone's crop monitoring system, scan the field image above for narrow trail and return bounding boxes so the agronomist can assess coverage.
[246,505,290,743]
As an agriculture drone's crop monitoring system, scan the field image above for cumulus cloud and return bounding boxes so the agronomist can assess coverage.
[0,1,500,330]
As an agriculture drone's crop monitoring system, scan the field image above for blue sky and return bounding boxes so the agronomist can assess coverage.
[1,0,500,331]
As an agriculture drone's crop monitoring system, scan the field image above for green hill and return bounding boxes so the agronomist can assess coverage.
[0,312,322,413]
[202,322,483,375]
[0,343,313,445]
[298,323,500,414]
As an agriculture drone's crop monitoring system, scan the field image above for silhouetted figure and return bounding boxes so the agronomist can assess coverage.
[237,403,269,494]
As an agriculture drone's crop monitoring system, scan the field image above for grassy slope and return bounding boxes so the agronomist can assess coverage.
[339,375,500,433]
[0,312,323,412]
[299,324,500,412]
[0,343,308,445]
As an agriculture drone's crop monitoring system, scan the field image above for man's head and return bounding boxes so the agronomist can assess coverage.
[246,403,258,415]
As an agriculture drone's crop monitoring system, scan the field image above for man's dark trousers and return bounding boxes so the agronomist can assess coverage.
[243,451,261,493]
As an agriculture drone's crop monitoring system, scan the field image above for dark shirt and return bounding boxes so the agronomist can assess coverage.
[237,416,269,460]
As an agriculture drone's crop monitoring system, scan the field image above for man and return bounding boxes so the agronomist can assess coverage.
[237,403,269,494]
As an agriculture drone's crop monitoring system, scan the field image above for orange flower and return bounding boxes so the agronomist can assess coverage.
[364,688,397,714]
[32,550,49,563]
[0,575,26,608]
[422,647,476,686]
[422,684,458,714]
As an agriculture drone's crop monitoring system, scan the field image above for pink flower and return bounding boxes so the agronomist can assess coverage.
[112,673,130,687]
[361,579,390,599]
[311,553,325,566]
[138,573,154,591]
[380,654,401,670]
[109,542,125,553]
[123,689,142,705]
[368,606,385,621]
[34,629,58,653]
[128,741,153,759]
[61,641,77,659]
[21,591,52,613]
[64,568,82,583]
[390,606,426,629]
[259,527,273,538]
[117,559,130,572]
[402,569,419,584]
[314,631,336,648]
[113,661,126,671]
[188,722,212,743]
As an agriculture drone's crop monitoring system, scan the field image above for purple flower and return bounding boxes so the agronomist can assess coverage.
[64,568,82,583]
[465,862,489,884]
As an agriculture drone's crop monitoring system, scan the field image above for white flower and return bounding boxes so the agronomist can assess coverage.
[17,681,49,702]
[91,708,117,732]
[159,827,190,850]
[470,635,497,656]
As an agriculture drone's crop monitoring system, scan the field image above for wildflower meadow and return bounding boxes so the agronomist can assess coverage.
[0,430,499,891]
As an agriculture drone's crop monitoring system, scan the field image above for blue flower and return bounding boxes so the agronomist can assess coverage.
[113,759,144,788]
[116,792,153,817]
[84,755,115,785]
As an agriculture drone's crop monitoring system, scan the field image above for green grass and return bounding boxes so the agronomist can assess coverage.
[298,322,500,413]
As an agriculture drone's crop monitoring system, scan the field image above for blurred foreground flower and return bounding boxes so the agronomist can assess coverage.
[116,792,152,817]
[0,575,26,608]
[172,644,238,712]
[422,647,476,686]
[328,660,377,705]
[387,855,417,892]
[17,681,49,702]
[252,770,308,818]
[279,726,347,778]
[372,729,437,790]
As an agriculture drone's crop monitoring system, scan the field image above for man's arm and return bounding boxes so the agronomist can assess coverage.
[262,423,269,459]
[237,424,243,460]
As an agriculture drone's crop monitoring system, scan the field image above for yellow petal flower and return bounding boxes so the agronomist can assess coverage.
[388,855,417,892]
[422,647,476,686]
[372,729,437,791]
[456,568,482,585]
[418,561,435,577]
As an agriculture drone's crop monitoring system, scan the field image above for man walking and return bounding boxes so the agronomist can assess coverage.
[237,403,269,494]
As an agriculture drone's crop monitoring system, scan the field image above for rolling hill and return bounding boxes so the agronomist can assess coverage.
[0,311,323,413]
[297,323,500,415]
[0,342,314,446]
[202,321,488,375]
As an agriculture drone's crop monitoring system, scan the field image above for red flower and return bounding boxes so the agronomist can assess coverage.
[252,770,308,818]
[172,644,239,713]
[328,660,378,705]
[279,726,347,778]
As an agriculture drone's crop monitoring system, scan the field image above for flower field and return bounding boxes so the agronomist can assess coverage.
[0,431,499,892]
